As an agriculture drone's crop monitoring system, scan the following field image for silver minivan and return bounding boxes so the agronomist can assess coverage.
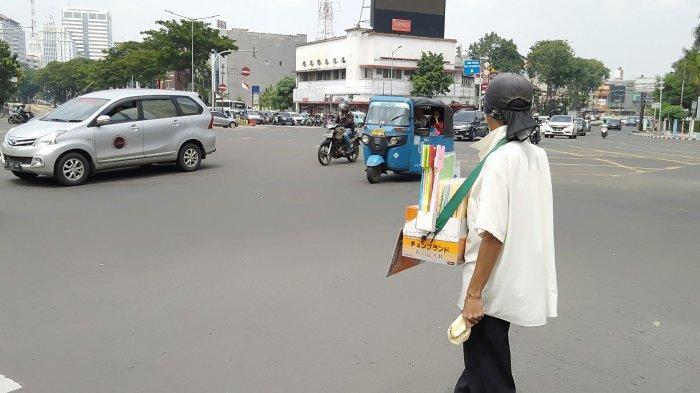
[1,89,216,186]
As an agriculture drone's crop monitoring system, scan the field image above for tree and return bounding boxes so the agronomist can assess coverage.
[526,40,575,95]
[141,19,237,92]
[98,41,164,89]
[467,32,523,73]
[0,40,22,105]
[657,49,699,109]
[568,57,610,110]
[17,67,42,102]
[660,104,685,120]
[410,51,453,98]
[260,76,296,110]
[694,13,700,49]
[36,58,99,102]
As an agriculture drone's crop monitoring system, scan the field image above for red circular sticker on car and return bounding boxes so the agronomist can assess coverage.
[112,135,127,149]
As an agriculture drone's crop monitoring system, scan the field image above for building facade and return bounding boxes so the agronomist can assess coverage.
[41,17,76,65]
[61,8,113,60]
[219,28,307,108]
[0,13,27,66]
[293,28,475,114]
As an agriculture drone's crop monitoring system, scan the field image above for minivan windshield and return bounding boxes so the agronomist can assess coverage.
[454,111,477,122]
[366,102,410,126]
[550,115,572,123]
[42,97,109,122]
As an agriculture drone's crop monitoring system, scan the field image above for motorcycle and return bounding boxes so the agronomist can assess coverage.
[601,125,608,139]
[8,111,34,124]
[317,124,360,166]
[529,126,541,144]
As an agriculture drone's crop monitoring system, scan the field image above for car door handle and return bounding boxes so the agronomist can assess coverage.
[129,124,140,132]
[172,119,181,126]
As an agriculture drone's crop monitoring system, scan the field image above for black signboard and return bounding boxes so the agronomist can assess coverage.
[371,0,446,39]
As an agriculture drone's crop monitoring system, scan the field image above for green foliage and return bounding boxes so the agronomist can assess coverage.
[467,32,523,73]
[260,76,296,110]
[568,58,610,110]
[0,40,22,105]
[141,19,237,90]
[526,40,575,94]
[656,49,699,109]
[410,52,453,98]
[17,67,42,101]
[660,104,685,120]
[36,58,99,102]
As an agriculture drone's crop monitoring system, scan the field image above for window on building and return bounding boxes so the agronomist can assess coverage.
[392,69,402,80]
[64,12,71,18]
[73,12,82,18]
[89,13,97,19]
[340,69,346,80]
[363,68,372,79]
[332,70,340,80]
[279,61,283,66]
[98,14,106,20]
[404,70,414,79]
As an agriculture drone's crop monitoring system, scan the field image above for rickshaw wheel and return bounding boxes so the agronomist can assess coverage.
[366,167,381,183]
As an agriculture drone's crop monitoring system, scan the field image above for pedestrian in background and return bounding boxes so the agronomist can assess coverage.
[454,73,558,393]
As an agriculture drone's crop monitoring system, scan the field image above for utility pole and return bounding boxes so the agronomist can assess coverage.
[680,63,687,133]
[164,10,219,91]
[638,91,646,132]
[390,45,402,96]
[658,81,664,133]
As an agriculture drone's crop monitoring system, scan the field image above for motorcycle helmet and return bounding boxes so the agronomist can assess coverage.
[338,100,349,112]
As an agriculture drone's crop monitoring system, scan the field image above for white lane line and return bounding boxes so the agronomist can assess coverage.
[0,373,22,393]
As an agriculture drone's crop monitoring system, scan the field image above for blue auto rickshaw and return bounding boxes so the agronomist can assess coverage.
[361,96,454,183]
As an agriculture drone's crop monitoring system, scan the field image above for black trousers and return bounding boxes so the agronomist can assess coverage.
[454,315,516,393]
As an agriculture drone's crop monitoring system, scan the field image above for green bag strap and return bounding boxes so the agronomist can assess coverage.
[433,137,509,233]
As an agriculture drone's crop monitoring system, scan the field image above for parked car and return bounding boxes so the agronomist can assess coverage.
[574,117,590,136]
[244,109,263,123]
[453,110,488,141]
[289,112,305,125]
[2,89,215,186]
[607,118,622,130]
[542,115,578,139]
[211,110,238,128]
[278,112,295,125]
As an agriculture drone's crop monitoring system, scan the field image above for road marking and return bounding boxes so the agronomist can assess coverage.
[0,373,21,393]
[558,144,696,165]
[607,145,700,161]
[547,148,645,174]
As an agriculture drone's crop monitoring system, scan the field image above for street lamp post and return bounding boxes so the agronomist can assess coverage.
[164,10,219,92]
[390,45,402,96]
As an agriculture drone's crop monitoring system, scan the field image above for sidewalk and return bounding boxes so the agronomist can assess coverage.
[631,131,697,141]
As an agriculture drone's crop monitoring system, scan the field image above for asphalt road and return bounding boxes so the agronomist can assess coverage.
[1,120,698,392]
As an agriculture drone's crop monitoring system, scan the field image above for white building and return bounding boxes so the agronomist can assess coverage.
[41,16,76,65]
[293,28,476,114]
[0,13,27,65]
[61,7,113,60]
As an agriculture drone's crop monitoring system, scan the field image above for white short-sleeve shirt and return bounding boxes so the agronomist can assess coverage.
[459,125,558,327]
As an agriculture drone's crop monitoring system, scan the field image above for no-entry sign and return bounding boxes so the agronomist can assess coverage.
[241,67,251,77]
[218,83,227,92]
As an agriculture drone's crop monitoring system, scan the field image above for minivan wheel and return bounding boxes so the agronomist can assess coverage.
[54,152,89,186]
[177,143,202,172]
[12,171,39,180]
[229,121,238,128]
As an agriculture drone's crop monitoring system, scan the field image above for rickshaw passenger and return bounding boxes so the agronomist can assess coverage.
[432,109,444,135]
[415,108,429,129]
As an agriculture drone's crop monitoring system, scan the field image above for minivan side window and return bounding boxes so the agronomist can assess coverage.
[175,97,202,116]
[141,98,179,120]
[104,100,139,123]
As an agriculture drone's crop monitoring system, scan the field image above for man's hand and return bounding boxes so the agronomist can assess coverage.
[462,294,484,327]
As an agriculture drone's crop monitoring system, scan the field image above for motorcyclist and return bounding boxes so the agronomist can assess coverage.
[335,100,355,154]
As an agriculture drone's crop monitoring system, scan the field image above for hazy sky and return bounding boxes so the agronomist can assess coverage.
[2,0,697,78]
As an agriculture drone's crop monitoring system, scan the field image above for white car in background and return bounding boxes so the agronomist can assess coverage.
[289,112,305,125]
[542,115,578,139]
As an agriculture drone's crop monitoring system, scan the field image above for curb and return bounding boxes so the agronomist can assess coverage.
[630,132,697,141]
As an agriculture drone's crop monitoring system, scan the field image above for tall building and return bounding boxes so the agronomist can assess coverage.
[0,13,28,65]
[220,28,307,108]
[60,7,112,60]
[41,16,76,65]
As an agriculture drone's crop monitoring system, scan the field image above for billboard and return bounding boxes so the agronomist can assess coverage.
[609,84,626,103]
[371,0,446,39]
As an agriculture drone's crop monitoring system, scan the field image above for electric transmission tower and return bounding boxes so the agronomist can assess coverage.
[317,0,339,40]
[28,0,41,56]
